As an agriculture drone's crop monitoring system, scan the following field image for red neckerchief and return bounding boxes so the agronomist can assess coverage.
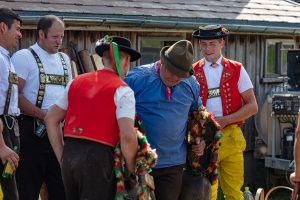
[156,61,171,101]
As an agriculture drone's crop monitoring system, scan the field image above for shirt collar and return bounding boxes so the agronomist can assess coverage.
[0,45,10,57]
[33,42,57,57]
[204,56,223,67]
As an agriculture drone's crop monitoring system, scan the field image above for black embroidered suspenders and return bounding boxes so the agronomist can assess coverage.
[29,48,69,108]
[3,71,18,115]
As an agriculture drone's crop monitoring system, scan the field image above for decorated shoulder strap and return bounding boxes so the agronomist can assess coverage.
[4,71,18,115]
[29,48,69,108]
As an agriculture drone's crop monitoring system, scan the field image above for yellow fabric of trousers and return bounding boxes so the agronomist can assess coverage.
[211,125,246,200]
[0,184,3,200]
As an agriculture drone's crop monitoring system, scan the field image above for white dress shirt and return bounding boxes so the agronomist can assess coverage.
[0,46,19,115]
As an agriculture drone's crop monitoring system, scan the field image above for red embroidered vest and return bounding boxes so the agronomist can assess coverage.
[64,70,127,147]
[193,57,243,124]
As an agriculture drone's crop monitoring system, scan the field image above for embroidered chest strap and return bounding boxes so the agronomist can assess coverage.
[4,72,18,115]
[207,87,220,99]
[29,48,69,108]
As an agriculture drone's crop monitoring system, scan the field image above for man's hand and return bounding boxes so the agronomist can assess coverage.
[290,172,300,186]
[215,116,230,129]
[0,145,19,170]
[192,140,206,156]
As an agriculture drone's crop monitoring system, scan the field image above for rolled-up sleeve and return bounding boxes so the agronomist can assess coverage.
[114,86,136,120]
[55,80,73,110]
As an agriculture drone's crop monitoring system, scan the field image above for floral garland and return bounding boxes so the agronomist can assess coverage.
[114,119,157,200]
[186,106,223,185]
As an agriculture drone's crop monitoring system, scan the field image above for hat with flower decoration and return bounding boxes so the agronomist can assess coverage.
[95,36,141,62]
[192,25,229,40]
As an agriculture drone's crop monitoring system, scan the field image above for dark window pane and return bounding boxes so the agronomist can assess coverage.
[139,38,178,65]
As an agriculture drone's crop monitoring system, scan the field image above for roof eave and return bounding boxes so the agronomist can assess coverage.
[18,12,300,35]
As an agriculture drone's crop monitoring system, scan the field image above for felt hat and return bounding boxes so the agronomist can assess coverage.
[160,40,194,78]
[95,36,141,62]
[192,25,229,40]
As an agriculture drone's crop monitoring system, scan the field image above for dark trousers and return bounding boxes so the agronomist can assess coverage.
[150,164,185,200]
[16,115,65,200]
[62,138,116,200]
[0,115,20,200]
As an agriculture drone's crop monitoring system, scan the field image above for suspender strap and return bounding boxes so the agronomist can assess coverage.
[4,72,18,115]
[29,48,46,108]
[58,53,69,85]
[29,48,69,108]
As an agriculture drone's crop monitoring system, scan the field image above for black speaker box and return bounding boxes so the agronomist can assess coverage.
[287,50,300,91]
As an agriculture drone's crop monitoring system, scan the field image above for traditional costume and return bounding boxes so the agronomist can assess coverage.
[125,40,203,200]
[193,25,254,200]
[0,45,20,200]
[55,36,141,200]
[11,43,72,199]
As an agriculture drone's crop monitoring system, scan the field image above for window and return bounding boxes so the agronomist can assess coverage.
[138,37,181,65]
[265,39,295,77]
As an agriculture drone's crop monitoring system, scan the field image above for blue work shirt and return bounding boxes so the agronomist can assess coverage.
[124,63,202,168]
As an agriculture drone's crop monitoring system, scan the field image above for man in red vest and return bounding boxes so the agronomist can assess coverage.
[192,25,258,200]
[44,36,141,200]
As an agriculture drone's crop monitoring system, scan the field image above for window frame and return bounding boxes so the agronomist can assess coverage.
[263,38,296,81]
[137,36,184,66]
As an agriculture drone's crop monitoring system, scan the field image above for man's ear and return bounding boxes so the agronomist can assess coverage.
[121,56,130,68]
[126,56,131,66]
[220,39,225,47]
[38,29,44,39]
[0,22,8,34]
[101,57,104,66]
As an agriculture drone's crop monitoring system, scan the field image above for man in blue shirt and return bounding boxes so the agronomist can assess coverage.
[125,40,206,200]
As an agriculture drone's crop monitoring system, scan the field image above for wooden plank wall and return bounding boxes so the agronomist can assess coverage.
[13,29,282,151]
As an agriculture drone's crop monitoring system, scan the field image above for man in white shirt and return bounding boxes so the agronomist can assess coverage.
[11,15,72,200]
[44,36,139,200]
[0,7,22,200]
[192,25,258,200]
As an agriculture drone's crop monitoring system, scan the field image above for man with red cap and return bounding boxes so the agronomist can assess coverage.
[192,25,258,200]
[45,36,140,200]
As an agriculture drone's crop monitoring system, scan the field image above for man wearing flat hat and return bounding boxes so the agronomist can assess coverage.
[124,40,206,200]
[45,36,140,200]
[192,25,258,200]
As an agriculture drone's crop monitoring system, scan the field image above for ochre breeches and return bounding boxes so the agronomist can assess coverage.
[211,124,246,200]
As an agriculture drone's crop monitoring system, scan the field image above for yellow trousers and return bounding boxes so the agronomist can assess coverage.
[211,125,246,200]
[0,184,3,200]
